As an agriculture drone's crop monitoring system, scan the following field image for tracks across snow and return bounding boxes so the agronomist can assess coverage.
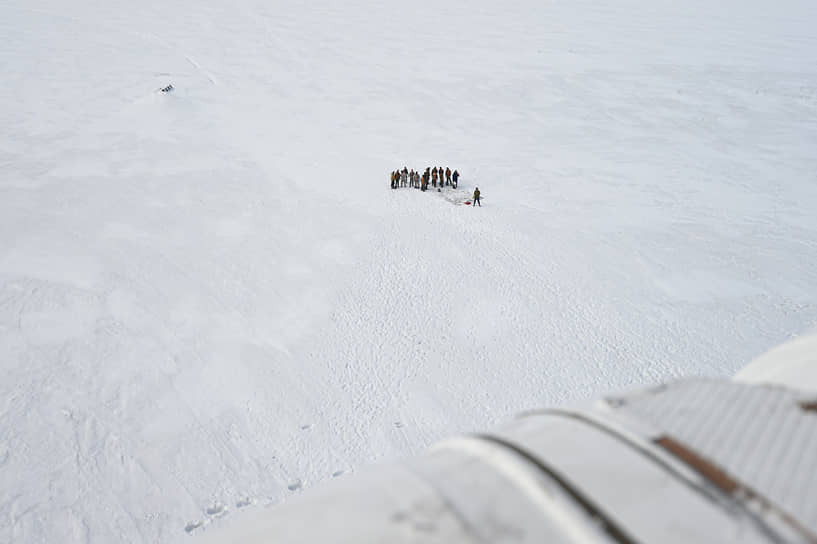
[2,0,817,543]
[289,185,640,465]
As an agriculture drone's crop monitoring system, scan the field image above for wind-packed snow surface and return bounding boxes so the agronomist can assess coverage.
[1,0,816,541]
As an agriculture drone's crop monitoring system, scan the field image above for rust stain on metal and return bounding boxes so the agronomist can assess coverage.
[800,401,817,413]
[656,434,817,542]
[655,435,740,494]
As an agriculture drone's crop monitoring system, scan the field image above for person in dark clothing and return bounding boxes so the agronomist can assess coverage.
[445,167,451,186]
[473,187,481,207]
[452,170,459,189]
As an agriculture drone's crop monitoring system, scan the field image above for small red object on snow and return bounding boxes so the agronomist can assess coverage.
[465,201,471,205]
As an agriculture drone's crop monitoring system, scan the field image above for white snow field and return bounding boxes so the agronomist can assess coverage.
[1,0,816,542]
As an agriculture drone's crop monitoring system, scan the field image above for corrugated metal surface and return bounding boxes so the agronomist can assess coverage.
[490,413,775,544]
[604,379,817,538]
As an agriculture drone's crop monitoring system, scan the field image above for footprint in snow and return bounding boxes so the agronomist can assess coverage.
[184,520,203,534]
[394,421,405,429]
[300,423,313,430]
[236,497,253,509]
[205,503,227,517]
[288,479,303,491]
[332,470,346,478]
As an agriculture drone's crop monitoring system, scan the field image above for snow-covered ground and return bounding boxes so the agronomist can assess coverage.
[1,1,816,542]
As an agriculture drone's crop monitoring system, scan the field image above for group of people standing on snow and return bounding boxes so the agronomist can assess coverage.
[390,166,460,192]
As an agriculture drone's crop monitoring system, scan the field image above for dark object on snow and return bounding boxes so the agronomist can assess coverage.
[473,187,481,207]
[160,84,174,93]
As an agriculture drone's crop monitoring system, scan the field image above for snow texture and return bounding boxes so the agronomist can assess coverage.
[1,0,816,542]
